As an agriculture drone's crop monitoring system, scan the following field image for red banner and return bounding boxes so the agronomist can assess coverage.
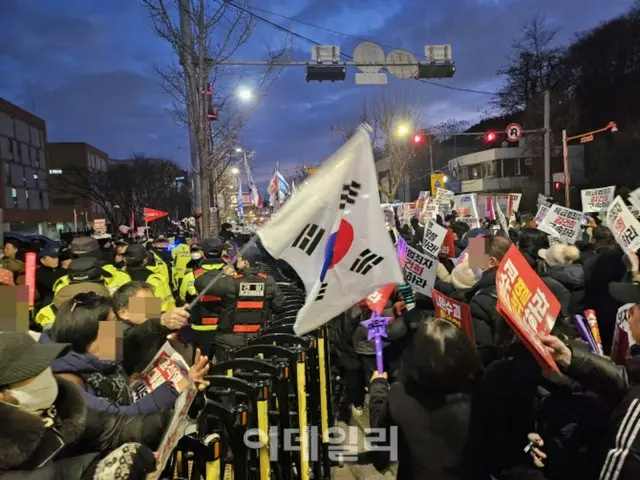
[144,208,168,223]
[25,252,36,308]
[440,229,456,258]
[431,289,475,342]
[495,245,561,373]
[365,284,396,314]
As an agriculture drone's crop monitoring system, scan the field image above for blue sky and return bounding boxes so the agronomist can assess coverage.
[0,0,634,189]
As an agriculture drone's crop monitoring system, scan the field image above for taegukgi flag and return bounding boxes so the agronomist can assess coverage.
[258,124,404,335]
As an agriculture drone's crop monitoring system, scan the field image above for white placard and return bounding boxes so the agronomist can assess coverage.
[422,219,447,259]
[606,196,640,254]
[404,243,438,296]
[581,186,615,213]
[495,199,509,234]
[537,204,583,244]
[435,188,454,216]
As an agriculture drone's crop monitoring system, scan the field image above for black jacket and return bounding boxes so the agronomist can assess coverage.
[122,318,172,376]
[369,377,477,480]
[465,269,504,365]
[0,377,169,479]
[565,347,640,480]
[35,265,65,308]
[540,263,585,320]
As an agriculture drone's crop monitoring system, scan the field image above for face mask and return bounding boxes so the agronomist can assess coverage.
[191,252,202,261]
[7,367,58,413]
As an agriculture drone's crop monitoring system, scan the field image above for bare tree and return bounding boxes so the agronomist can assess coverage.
[333,92,423,201]
[493,14,564,114]
[142,0,291,235]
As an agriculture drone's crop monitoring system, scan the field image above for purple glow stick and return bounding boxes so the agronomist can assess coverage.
[573,315,598,353]
[361,311,392,373]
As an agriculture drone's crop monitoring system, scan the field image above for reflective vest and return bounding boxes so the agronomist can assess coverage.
[149,251,171,288]
[53,266,131,296]
[171,244,192,289]
[126,267,175,312]
[221,272,270,334]
[35,304,57,329]
[191,265,233,332]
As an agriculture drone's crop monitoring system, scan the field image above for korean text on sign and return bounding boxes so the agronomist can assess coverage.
[431,289,475,342]
[538,205,582,244]
[606,196,640,254]
[403,244,437,296]
[581,186,615,213]
[495,245,561,373]
[422,220,447,260]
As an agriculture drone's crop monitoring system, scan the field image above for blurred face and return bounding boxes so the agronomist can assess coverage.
[3,243,17,258]
[237,258,249,270]
[61,258,72,269]
[116,245,128,255]
[87,309,117,357]
[41,256,59,268]
[628,304,640,344]
[118,288,160,325]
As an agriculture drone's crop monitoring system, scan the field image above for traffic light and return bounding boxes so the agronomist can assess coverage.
[554,182,564,191]
[416,63,456,79]
[305,66,346,82]
[484,131,497,143]
[413,133,425,145]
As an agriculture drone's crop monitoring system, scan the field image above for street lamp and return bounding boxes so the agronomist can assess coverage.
[237,86,253,102]
[561,121,618,208]
[235,147,243,153]
[396,123,411,137]
[231,167,240,175]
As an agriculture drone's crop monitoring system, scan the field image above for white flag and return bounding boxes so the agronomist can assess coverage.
[257,125,404,335]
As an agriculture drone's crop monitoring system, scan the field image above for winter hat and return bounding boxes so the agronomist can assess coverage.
[70,236,100,258]
[451,262,482,290]
[538,244,580,266]
[68,257,103,283]
[436,262,451,282]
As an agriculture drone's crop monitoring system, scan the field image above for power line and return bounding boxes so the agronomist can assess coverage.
[223,1,498,96]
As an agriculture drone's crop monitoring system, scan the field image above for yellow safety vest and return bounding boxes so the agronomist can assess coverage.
[53,266,131,296]
[149,251,171,288]
[35,304,57,329]
[171,244,192,290]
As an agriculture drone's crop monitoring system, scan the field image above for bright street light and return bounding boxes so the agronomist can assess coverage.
[231,167,240,175]
[443,175,449,183]
[237,86,253,102]
[235,147,243,153]
[396,123,411,137]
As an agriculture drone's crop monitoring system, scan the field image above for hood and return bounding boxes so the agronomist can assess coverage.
[0,377,86,472]
[542,263,585,290]
[39,332,117,375]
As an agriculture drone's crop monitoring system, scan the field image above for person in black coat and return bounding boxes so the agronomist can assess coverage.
[465,235,511,366]
[369,318,481,480]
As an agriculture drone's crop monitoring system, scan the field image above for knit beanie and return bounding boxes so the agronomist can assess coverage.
[538,244,581,266]
[437,262,451,282]
[451,262,481,290]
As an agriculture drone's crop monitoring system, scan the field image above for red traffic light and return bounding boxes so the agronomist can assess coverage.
[413,133,425,145]
[484,131,497,143]
[554,182,564,191]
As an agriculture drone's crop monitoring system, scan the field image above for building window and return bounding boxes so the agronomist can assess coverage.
[482,161,497,178]
[514,158,521,176]
[11,188,17,209]
[20,143,29,165]
[12,140,19,162]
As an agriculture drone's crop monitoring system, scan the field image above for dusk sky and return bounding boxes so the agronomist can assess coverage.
[0,0,633,189]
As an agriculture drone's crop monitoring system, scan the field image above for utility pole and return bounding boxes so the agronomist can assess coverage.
[543,90,551,197]
[178,0,202,235]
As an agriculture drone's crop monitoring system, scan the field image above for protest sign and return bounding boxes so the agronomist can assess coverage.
[507,193,522,220]
[452,194,478,218]
[581,186,615,213]
[611,303,636,365]
[422,220,447,259]
[537,204,582,244]
[440,229,456,258]
[435,188,454,215]
[534,203,550,226]
[485,197,496,220]
[495,245,561,373]
[404,244,438,296]
[606,196,640,254]
[130,342,190,402]
[382,206,395,228]
[422,199,439,222]
[148,384,198,480]
[431,289,475,342]
[495,199,509,234]
[397,235,408,266]
[416,191,429,210]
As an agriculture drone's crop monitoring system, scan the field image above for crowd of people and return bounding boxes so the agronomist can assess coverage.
[1,200,640,480]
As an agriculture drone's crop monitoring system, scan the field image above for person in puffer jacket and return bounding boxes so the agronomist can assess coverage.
[538,244,586,321]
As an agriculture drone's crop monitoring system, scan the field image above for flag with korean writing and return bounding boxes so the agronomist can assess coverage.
[537,204,583,244]
[431,289,475,342]
[581,186,615,213]
[258,125,404,335]
[606,196,640,254]
[495,245,562,373]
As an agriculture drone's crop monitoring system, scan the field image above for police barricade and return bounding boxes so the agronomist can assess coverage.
[162,433,221,480]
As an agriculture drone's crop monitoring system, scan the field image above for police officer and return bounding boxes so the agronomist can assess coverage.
[178,238,231,304]
[211,256,285,362]
[123,244,175,312]
[171,234,192,291]
[52,236,131,295]
[148,236,172,287]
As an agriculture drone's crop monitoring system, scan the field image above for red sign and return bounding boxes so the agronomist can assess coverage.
[440,229,456,258]
[25,252,36,308]
[495,245,561,373]
[365,284,396,314]
[144,208,168,223]
[431,289,475,342]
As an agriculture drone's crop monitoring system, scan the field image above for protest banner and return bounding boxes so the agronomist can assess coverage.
[416,191,429,210]
[611,303,636,365]
[404,244,438,296]
[130,342,190,402]
[457,217,481,229]
[606,196,640,254]
[440,229,456,258]
[534,203,550,226]
[382,206,395,228]
[422,199,439,222]
[485,196,496,220]
[580,186,615,213]
[148,384,198,480]
[431,289,475,342]
[435,188,454,215]
[452,194,478,218]
[495,199,509,234]
[507,193,522,220]
[495,245,561,373]
[537,204,582,244]
[422,219,447,259]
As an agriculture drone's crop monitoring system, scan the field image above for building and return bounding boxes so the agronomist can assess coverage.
[0,97,54,235]
[48,142,109,232]
[447,138,585,208]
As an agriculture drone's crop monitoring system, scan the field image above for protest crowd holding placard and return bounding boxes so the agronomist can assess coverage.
[4,124,640,480]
